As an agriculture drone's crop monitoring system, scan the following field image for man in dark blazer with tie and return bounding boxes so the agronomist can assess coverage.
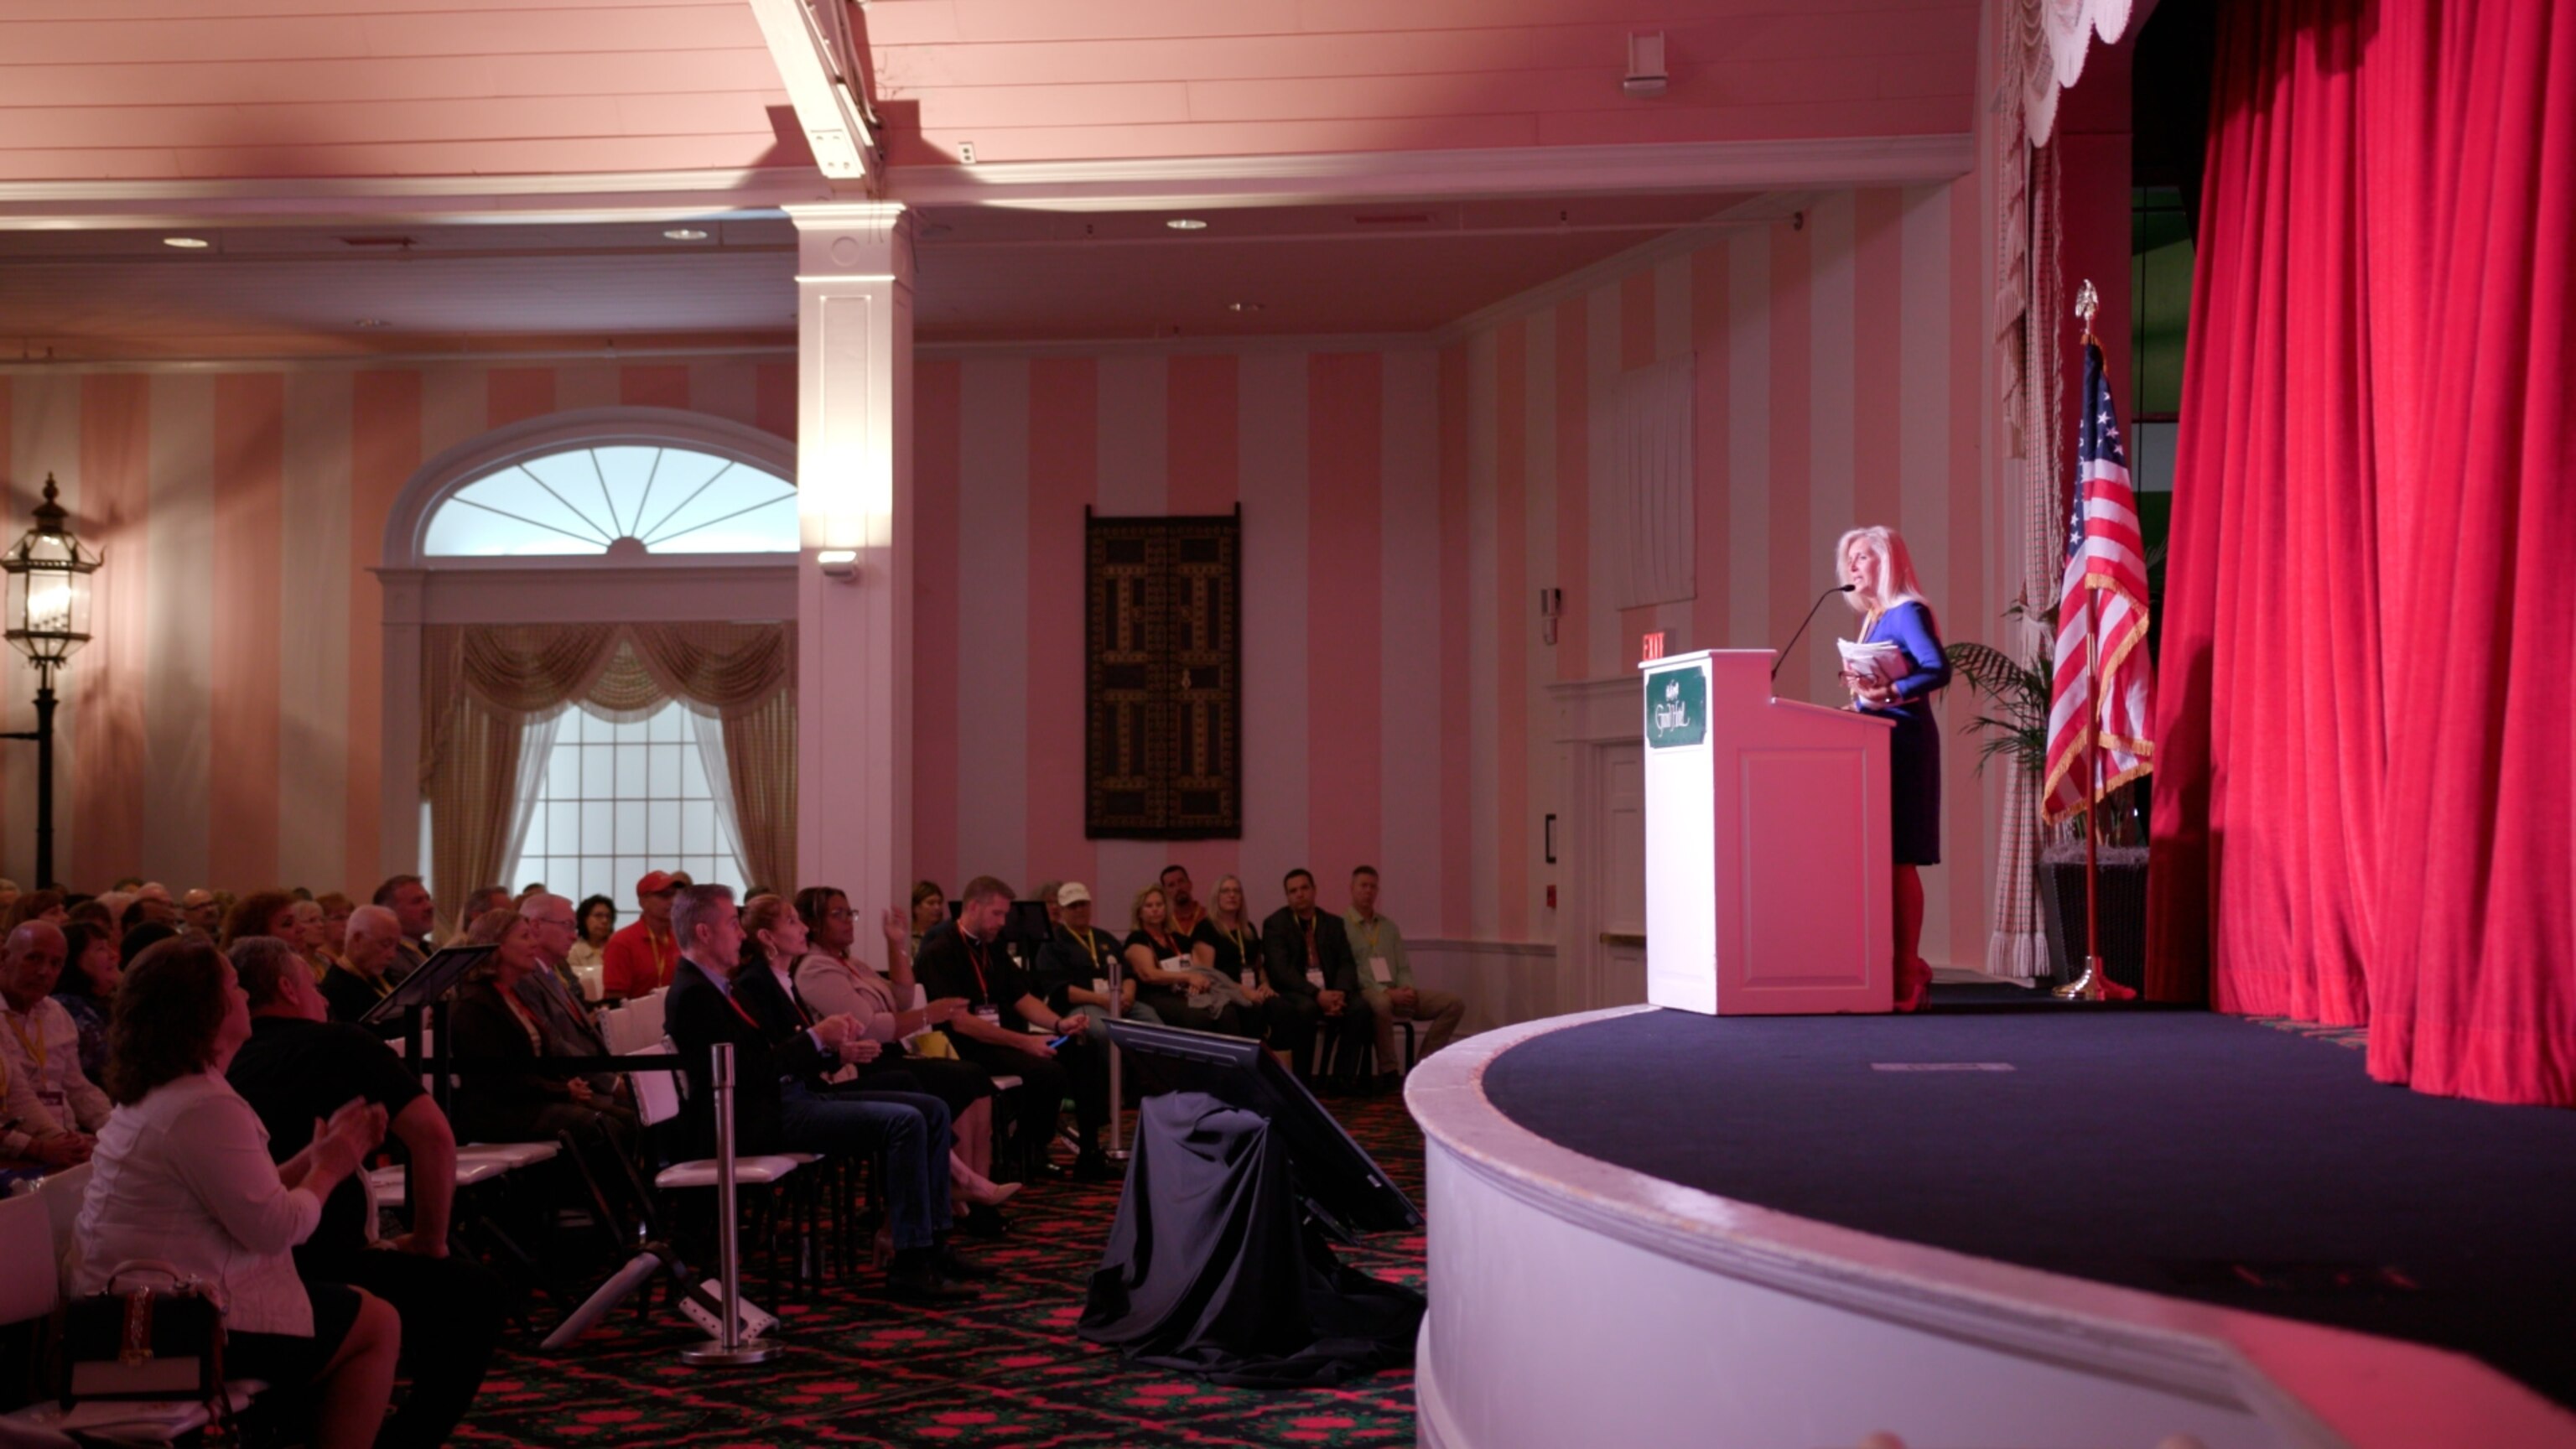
[663,884,983,1301]
[1259,867,1374,1093]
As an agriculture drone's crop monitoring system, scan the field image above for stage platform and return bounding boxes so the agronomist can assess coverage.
[1406,1000,2576,1449]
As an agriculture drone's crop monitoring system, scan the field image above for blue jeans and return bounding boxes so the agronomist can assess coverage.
[776,1080,953,1250]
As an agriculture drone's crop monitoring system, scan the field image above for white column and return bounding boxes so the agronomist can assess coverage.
[787,202,913,932]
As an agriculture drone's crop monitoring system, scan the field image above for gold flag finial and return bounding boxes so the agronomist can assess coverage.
[2075,279,2101,345]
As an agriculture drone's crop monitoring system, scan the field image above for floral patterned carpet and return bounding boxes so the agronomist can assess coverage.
[454,1094,1428,1449]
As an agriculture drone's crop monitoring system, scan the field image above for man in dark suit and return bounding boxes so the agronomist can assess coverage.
[662,884,982,1301]
[1259,867,1374,1093]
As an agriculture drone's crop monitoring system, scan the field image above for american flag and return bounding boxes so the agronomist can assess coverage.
[2041,339,2154,824]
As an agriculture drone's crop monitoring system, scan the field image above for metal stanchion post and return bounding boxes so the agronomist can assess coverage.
[682,1042,779,1367]
[1104,952,1127,1161]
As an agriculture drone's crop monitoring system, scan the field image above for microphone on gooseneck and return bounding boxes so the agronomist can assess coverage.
[1771,584,1857,681]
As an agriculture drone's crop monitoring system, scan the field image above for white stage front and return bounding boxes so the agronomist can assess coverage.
[1405,1008,2576,1449]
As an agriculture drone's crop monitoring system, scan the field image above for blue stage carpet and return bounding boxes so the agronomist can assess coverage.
[1483,1005,2576,1408]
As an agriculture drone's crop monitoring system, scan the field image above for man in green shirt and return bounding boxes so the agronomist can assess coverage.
[1343,865,1466,1093]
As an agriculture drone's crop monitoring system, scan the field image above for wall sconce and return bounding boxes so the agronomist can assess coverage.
[1538,586,1563,645]
[817,548,860,583]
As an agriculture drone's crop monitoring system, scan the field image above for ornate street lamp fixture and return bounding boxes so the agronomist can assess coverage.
[0,474,101,887]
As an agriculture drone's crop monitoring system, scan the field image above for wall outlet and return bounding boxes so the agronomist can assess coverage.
[958,142,976,164]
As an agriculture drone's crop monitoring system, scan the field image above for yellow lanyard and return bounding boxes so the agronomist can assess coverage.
[1078,930,1099,969]
[4,1006,45,1072]
[1354,917,1380,957]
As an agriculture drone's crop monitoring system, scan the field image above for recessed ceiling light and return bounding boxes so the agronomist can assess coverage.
[354,319,390,329]
[162,236,210,249]
[1166,218,1208,231]
[1228,302,1263,313]
[662,227,709,242]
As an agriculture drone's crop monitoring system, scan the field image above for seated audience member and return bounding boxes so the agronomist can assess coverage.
[446,909,638,1162]
[120,893,180,933]
[178,887,224,938]
[665,884,985,1301]
[1160,864,1209,938]
[566,894,616,979]
[514,893,618,1074]
[75,937,399,1449]
[317,891,356,943]
[1124,885,1259,1038]
[783,887,979,1089]
[917,875,1114,1180]
[600,870,682,999]
[1031,882,1156,1036]
[1031,880,1064,932]
[1,922,112,1151]
[221,889,301,951]
[226,937,506,1449]
[745,894,1016,1224]
[65,898,115,935]
[325,905,404,1024]
[1345,865,1466,1089]
[1259,868,1374,1092]
[291,898,340,980]
[908,880,947,963]
[54,920,122,1083]
[6,889,67,932]
[454,886,512,940]
[0,877,16,917]
[369,875,439,981]
[1192,875,1282,1052]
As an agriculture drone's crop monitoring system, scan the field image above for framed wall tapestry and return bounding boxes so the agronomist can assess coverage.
[1084,506,1241,838]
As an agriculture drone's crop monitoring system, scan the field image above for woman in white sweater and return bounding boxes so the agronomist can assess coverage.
[73,937,399,1449]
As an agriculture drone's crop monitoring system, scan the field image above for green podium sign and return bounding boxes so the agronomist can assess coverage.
[1644,664,1707,749]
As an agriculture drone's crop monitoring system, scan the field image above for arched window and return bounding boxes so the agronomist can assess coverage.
[423,443,797,557]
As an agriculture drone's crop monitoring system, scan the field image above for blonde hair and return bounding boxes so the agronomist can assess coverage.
[1836,526,1935,628]
[1130,884,1170,932]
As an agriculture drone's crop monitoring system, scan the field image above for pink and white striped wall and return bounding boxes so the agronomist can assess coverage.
[0,180,2002,973]
[912,183,2000,966]
[0,358,795,897]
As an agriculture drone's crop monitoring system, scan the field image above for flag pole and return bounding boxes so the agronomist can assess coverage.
[2054,281,2135,1004]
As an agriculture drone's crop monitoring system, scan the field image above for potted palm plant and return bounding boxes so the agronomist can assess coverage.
[1948,600,2148,991]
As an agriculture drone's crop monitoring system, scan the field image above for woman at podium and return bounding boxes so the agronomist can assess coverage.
[1837,526,1952,1012]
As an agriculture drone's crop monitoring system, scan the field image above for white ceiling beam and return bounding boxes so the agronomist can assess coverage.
[745,0,880,191]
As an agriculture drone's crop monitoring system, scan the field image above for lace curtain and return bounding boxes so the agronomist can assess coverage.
[421,621,797,932]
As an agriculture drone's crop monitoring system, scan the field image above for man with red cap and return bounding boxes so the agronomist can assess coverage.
[601,870,683,999]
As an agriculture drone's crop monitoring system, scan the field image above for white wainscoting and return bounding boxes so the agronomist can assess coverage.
[1408,937,1561,1038]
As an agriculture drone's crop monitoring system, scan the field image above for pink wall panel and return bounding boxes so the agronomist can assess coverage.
[1552,298,1592,683]
[70,375,152,886]
[1853,190,1907,534]
[1689,243,1732,653]
[1024,358,1098,896]
[345,370,422,895]
[1493,321,1531,941]
[911,359,963,893]
[1437,346,1474,937]
[1766,221,1817,703]
[1162,353,1241,892]
[1305,353,1383,886]
[210,373,286,890]
[1944,182,1990,969]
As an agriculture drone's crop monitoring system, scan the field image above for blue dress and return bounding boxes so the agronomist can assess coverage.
[1858,601,1952,865]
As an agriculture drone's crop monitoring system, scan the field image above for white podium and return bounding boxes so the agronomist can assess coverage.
[1641,649,1895,1015]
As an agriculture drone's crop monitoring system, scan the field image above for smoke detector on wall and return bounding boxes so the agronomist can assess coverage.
[1624,34,1668,97]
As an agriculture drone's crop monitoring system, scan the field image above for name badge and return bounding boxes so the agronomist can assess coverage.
[1239,969,1258,992]
[1305,967,1327,989]
[1091,977,1109,995]
[36,1087,66,1112]
[1368,956,1394,986]
[973,1005,1001,1026]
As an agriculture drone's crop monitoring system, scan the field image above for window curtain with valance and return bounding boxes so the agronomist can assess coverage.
[420,621,796,931]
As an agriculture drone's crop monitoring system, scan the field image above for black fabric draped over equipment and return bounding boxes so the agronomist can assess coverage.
[1078,1092,1422,1387]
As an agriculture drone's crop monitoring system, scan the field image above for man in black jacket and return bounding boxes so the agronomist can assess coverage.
[663,884,981,1301]
[226,936,505,1449]
[1259,868,1374,1092]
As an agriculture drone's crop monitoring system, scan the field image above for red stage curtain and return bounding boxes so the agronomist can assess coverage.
[2148,0,2576,1104]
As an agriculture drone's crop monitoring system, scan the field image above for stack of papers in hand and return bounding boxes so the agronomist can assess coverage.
[1838,638,1908,686]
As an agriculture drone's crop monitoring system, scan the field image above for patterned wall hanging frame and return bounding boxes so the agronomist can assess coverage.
[1085,506,1242,839]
